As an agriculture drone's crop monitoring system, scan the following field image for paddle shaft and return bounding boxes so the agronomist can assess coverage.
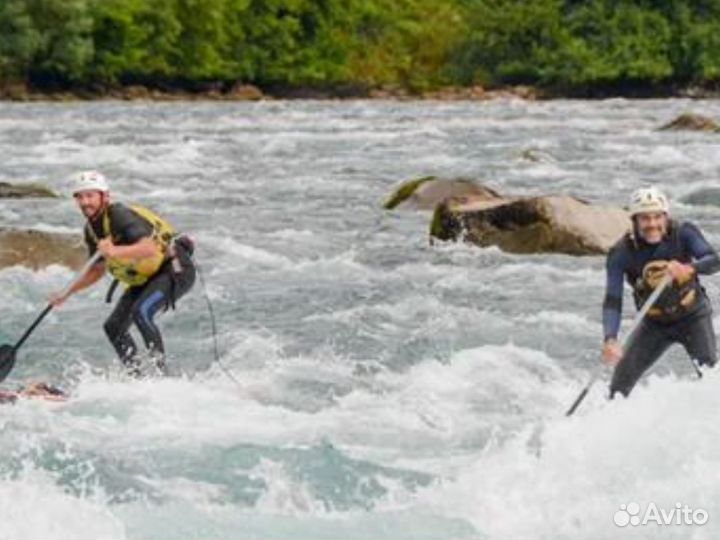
[13,252,102,352]
[565,274,672,416]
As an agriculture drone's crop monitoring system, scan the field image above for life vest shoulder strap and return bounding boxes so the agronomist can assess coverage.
[125,204,177,245]
[89,203,176,245]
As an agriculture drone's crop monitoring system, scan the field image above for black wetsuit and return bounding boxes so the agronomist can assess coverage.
[85,203,196,373]
[603,221,720,397]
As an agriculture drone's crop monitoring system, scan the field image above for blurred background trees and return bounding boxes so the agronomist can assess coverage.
[0,0,718,95]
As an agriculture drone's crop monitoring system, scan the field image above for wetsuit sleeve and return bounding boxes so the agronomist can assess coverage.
[109,204,154,245]
[680,222,720,275]
[602,246,626,341]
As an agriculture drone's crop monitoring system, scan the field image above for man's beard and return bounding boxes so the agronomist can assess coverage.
[641,226,665,241]
[82,205,101,219]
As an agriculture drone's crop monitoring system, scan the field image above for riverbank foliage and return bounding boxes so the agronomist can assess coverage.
[1,0,719,96]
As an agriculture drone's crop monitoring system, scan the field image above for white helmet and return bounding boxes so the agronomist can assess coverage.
[71,170,109,195]
[628,187,669,216]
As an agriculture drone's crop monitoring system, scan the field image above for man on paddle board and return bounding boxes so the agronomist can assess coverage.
[50,171,196,376]
[602,187,720,397]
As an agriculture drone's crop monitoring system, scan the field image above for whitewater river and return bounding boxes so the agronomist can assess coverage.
[1,98,720,540]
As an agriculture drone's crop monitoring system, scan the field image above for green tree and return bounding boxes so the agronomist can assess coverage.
[450,0,568,86]
[230,0,357,86]
[90,0,182,83]
[0,0,41,82]
[173,0,244,81]
[27,0,93,84]
[659,0,720,82]
[564,1,673,86]
[349,0,466,91]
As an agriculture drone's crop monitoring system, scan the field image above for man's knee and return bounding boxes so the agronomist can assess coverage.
[697,355,717,368]
[609,355,645,399]
[685,310,717,367]
[695,333,716,367]
[609,377,632,399]
[130,303,146,327]
[133,290,166,326]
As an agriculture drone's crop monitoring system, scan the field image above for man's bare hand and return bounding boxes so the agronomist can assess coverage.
[602,339,623,366]
[97,238,118,258]
[49,291,68,308]
[666,260,695,284]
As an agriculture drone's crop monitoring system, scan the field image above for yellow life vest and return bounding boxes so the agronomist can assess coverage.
[86,204,176,287]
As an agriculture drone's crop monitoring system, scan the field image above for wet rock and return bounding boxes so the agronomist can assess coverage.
[384,176,501,210]
[518,148,556,163]
[659,113,719,132]
[0,182,57,199]
[484,85,538,100]
[421,85,538,100]
[121,85,153,100]
[0,82,31,101]
[0,229,86,270]
[226,83,264,101]
[368,85,412,100]
[431,195,630,255]
[681,187,720,208]
[422,85,488,100]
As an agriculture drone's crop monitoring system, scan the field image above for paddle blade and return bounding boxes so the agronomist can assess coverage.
[0,344,17,382]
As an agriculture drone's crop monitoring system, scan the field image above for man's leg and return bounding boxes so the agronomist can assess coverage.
[130,271,172,372]
[677,305,717,368]
[130,254,196,373]
[609,320,672,398]
[104,288,142,373]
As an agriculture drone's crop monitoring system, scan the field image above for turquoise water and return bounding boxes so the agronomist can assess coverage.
[1,99,720,539]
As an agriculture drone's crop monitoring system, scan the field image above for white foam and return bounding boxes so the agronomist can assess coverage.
[251,458,327,515]
[428,372,720,539]
[518,310,596,335]
[0,468,125,540]
[213,237,295,269]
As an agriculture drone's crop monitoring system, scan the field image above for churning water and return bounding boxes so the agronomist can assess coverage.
[1,98,720,539]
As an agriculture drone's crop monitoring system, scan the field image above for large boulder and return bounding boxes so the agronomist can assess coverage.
[0,182,57,198]
[431,195,630,255]
[384,176,501,210]
[659,113,719,132]
[681,187,720,208]
[0,229,85,270]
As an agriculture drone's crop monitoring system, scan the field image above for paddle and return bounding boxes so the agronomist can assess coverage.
[565,273,672,416]
[0,252,102,382]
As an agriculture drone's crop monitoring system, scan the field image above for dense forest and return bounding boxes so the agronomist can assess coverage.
[1,0,719,97]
